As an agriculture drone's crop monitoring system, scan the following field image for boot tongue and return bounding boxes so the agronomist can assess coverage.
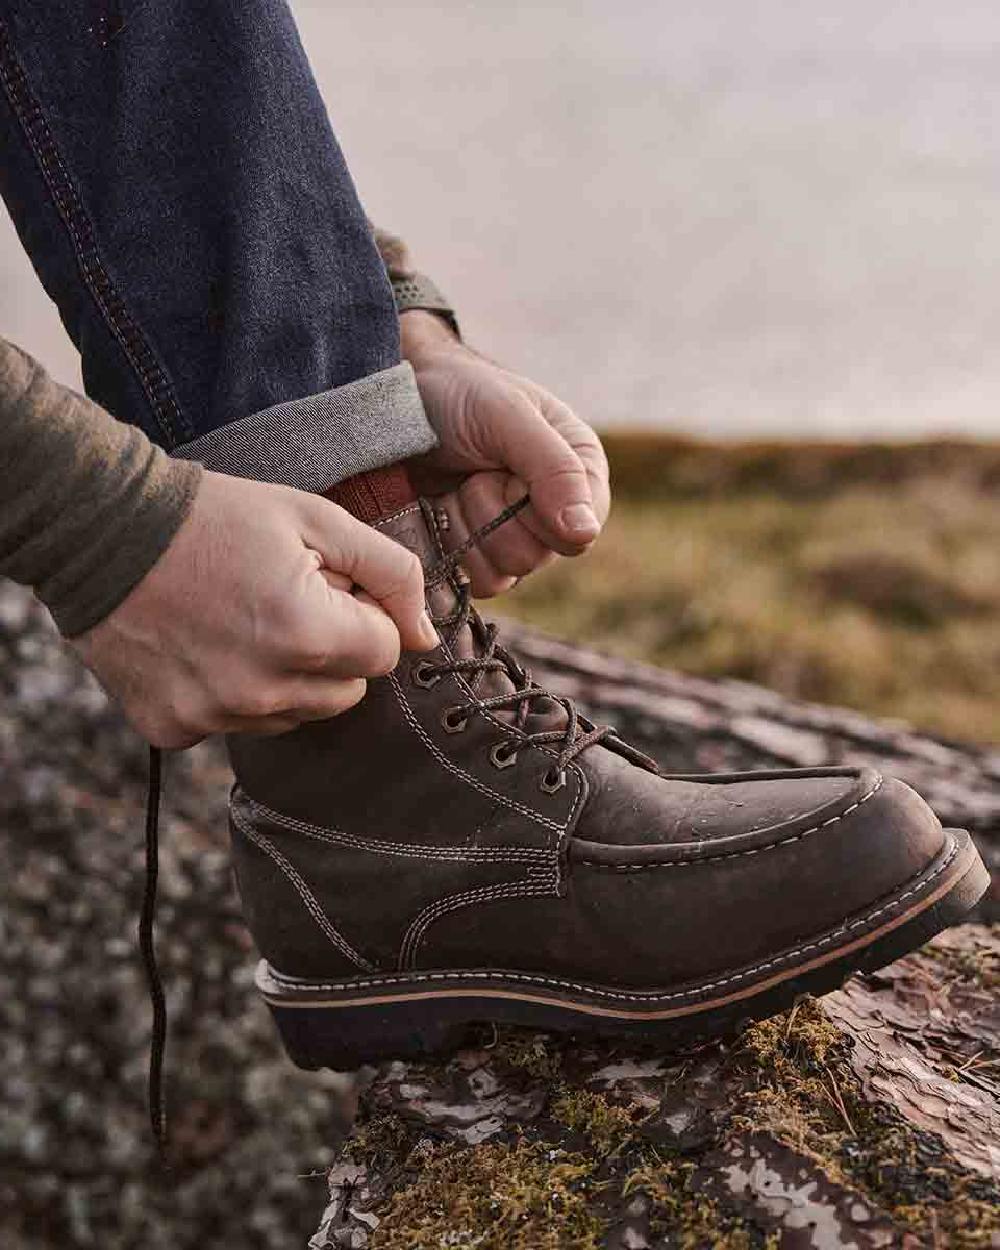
[377,500,569,734]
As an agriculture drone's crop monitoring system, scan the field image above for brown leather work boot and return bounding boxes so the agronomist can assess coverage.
[226,499,989,1070]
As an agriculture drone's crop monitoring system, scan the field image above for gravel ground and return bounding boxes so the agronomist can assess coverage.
[0,583,353,1249]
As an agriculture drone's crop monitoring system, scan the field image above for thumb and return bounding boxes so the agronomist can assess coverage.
[486,391,600,555]
[302,498,437,652]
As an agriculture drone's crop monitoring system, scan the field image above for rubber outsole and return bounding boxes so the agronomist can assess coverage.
[257,828,989,1071]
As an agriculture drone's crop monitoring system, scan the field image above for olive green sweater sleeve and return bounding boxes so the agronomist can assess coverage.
[0,337,202,637]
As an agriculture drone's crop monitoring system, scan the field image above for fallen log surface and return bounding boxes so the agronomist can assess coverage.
[312,622,999,1250]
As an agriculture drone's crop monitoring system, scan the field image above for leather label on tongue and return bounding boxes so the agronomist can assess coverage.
[373,500,445,573]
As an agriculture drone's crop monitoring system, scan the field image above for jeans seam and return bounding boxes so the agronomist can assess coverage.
[0,19,188,446]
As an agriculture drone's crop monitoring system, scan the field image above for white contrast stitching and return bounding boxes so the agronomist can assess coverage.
[232,806,374,972]
[237,791,551,864]
[372,503,422,530]
[399,869,555,970]
[576,775,884,870]
[267,834,960,1004]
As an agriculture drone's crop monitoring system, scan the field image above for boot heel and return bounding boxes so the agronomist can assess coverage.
[266,998,467,1071]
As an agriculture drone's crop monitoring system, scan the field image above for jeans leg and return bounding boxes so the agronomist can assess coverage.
[0,1,436,485]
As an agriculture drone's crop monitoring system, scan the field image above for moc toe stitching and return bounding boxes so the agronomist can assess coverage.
[570,769,885,869]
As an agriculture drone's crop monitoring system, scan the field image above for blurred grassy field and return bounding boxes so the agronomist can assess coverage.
[503,437,1000,744]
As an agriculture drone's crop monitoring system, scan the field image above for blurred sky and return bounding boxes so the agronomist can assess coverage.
[3,0,999,438]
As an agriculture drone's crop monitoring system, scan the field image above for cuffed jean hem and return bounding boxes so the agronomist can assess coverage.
[171,361,438,490]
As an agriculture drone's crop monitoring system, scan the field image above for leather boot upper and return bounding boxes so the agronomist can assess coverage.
[227,501,947,991]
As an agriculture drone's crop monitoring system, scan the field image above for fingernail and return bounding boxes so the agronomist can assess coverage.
[419,610,439,648]
[559,503,600,540]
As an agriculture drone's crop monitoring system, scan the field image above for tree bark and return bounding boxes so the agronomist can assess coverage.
[311,622,999,1250]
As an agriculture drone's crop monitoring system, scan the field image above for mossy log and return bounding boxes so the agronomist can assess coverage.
[312,624,999,1249]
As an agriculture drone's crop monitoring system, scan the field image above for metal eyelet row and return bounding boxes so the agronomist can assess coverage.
[490,741,518,770]
[489,742,567,794]
[441,706,469,734]
[411,660,442,689]
[540,767,567,794]
[413,661,567,795]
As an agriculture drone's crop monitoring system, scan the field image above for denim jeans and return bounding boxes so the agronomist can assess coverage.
[0,0,436,488]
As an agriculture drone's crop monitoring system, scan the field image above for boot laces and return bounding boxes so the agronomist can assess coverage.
[422,494,658,786]
[140,493,657,1153]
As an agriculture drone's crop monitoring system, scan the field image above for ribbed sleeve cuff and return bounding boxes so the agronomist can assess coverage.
[48,456,202,637]
[0,338,204,638]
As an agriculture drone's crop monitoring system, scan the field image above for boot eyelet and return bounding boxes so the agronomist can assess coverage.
[442,706,470,734]
[540,767,567,794]
[412,660,442,689]
[490,741,518,770]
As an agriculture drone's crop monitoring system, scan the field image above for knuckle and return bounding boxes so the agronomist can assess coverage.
[295,645,332,674]
[337,679,367,712]
[231,684,284,719]
[471,569,512,599]
[497,554,538,579]
[285,630,332,673]
[399,549,425,595]
[137,708,203,750]
[368,631,402,677]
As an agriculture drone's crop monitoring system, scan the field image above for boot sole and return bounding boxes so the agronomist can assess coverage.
[256,828,989,1070]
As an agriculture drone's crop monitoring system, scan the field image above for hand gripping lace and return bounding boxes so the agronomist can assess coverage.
[140,492,656,1153]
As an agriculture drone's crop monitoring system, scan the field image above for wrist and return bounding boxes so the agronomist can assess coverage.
[399,309,465,369]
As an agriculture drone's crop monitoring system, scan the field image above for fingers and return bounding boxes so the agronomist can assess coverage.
[134,673,371,746]
[300,497,437,652]
[222,677,369,734]
[470,387,604,556]
[290,587,406,678]
[439,475,555,597]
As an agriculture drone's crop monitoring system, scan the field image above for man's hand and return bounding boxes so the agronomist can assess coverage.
[72,471,437,748]
[402,311,610,596]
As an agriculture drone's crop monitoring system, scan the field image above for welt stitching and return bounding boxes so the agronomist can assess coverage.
[240,793,551,863]
[576,775,884,870]
[0,22,184,445]
[389,672,565,834]
[273,834,960,1004]
[233,806,374,972]
[400,869,556,970]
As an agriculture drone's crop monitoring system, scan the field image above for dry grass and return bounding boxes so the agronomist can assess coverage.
[502,438,1000,744]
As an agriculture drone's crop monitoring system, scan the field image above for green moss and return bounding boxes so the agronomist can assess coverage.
[490,1028,564,1080]
[625,1159,777,1250]
[368,1138,606,1249]
[550,1085,642,1156]
[731,998,1000,1249]
[349,991,998,1247]
[349,1112,414,1172]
